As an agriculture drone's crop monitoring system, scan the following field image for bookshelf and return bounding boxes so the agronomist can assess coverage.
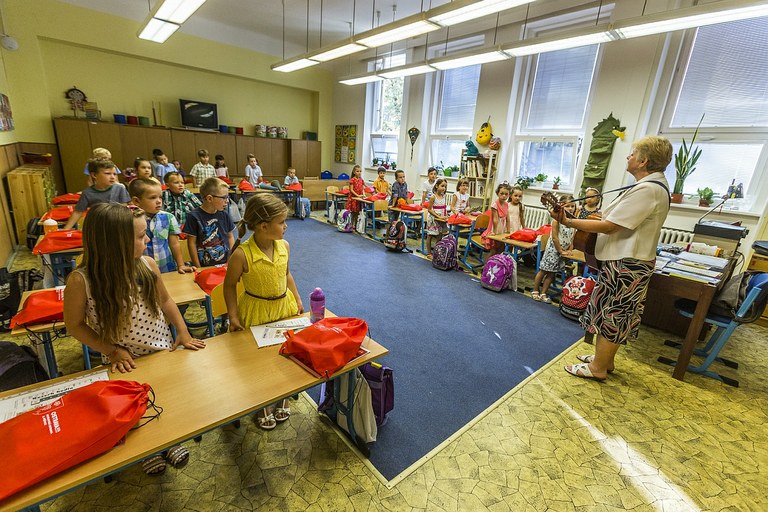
[460,149,498,211]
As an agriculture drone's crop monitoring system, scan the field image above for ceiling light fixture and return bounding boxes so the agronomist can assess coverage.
[339,73,385,85]
[430,48,509,70]
[312,40,367,61]
[502,25,617,56]
[378,63,436,79]
[154,0,207,24]
[138,18,181,43]
[429,0,534,27]
[356,14,440,48]
[272,57,320,73]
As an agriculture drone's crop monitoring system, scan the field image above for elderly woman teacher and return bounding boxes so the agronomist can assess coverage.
[553,135,672,381]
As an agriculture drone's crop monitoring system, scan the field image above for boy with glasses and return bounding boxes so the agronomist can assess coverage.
[182,177,235,267]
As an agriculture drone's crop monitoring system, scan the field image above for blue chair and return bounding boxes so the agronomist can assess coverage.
[660,272,768,387]
[460,214,490,271]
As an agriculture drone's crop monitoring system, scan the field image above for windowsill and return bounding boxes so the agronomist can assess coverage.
[669,201,761,218]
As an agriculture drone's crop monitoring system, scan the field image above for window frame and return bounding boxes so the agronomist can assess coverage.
[366,53,406,164]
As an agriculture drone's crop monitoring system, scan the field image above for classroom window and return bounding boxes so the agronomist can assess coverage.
[367,53,405,164]
[515,44,598,187]
[661,17,768,211]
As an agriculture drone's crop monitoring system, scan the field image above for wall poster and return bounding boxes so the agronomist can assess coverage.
[334,124,356,163]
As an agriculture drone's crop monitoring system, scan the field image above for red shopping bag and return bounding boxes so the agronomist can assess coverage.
[398,203,423,211]
[364,186,375,193]
[280,317,368,379]
[364,192,387,201]
[0,380,152,500]
[536,224,552,235]
[339,188,349,194]
[218,176,233,185]
[238,179,255,191]
[194,265,227,295]
[51,193,81,205]
[447,213,472,225]
[285,183,303,191]
[509,228,538,243]
[10,289,65,329]
[32,230,83,255]
[41,205,75,222]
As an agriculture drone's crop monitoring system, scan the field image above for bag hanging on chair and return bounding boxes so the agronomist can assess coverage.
[32,230,83,255]
[194,265,227,295]
[279,317,368,379]
[0,380,153,501]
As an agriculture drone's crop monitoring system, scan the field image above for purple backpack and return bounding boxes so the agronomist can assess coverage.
[481,254,517,292]
[431,236,458,271]
[360,362,394,426]
[337,209,353,232]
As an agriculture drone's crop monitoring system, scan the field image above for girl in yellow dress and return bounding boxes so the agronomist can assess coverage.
[224,193,303,429]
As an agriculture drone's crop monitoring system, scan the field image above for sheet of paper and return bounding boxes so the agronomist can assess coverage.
[676,251,729,269]
[666,262,722,278]
[0,370,109,424]
[655,256,670,271]
[250,317,312,348]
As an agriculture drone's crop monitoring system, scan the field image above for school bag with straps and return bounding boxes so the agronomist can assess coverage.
[337,209,353,233]
[481,253,517,292]
[559,275,596,321]
[384,219,409,252]
[295,197,311,220]
[432,236,458,271]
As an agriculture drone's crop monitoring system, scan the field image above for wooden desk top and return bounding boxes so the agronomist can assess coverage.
[486,233,537,250]
[0,325,388,510]
[388,207,425,216]
[160,271,207,304]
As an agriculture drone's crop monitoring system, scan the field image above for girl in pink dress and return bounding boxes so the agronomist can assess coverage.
[481,182,514,257]
[347,165,365,232]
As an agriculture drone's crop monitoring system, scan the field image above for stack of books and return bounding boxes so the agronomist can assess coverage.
[656,251,729,284]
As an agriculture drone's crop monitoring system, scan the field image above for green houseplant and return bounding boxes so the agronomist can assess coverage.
[534,173,548,185]
[672,114,704,203]
[697,187,715,207]
[515,176,534,190]
[552,176,562,190]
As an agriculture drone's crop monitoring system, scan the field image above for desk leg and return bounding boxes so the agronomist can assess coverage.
[204,296,215,338]
[671,286,715,381]
[42,331,59,378]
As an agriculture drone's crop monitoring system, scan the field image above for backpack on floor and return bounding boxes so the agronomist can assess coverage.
[295,197,311,220]
[384,220,409,252]
[0,341,49,392]
[432,236,458,271]
[359,362,394,427]
[481,253,517,292]
[26,218,43,250]
[337,209,353,233]
[559,276,596,321]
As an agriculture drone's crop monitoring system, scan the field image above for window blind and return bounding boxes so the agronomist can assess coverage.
[437,65,481,131]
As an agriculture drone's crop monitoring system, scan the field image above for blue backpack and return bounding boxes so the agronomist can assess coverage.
[431,236,458,271]
[337,209,353,233]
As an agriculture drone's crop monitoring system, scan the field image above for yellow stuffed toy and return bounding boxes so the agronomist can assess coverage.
[475,117,492,145]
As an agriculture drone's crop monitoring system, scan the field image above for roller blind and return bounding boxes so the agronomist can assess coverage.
[436,65,481,131]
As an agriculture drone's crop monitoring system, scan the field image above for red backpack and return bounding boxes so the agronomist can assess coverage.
[559,276,596,321]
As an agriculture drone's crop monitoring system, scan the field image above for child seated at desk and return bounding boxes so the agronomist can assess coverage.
[63,202,206,475]
[162,171,202,227]
[224,193,303,430]
[183,178,235,267]
[63,159,130,230]
[373,166,390,195]
[134,157,161,185]
[389,170,409,220]
[129,178,195,274]
[284,167,300,186]
[532,195,576,303]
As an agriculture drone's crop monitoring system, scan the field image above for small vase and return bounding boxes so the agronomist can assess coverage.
[671,193,684,204]
[535,181,544,188]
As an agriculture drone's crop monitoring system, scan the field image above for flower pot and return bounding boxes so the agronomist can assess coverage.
[535,181,545,188]
[671,193,684,204]
[552,184,560,190]
[699,199,711,207]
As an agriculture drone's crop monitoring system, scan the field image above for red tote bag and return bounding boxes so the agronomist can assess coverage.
[194,265,227,295]
[51,193,81,205]
[0,380,151,501]
[40,205,75,222]
[238,179,255,191]
[218,176,233,185]
[509,228,538,243]
[280,317,368,379]
[32,230,83,255]
[447,213,473,225]
[284,183,303,191]
[10,289,65,329]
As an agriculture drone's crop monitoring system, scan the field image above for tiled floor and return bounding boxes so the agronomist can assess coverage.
[4,215,768,511]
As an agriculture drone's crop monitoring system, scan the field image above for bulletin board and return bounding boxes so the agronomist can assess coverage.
[334,124,356,163]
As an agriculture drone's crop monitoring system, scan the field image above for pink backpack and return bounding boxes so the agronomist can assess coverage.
[481,254,517,292]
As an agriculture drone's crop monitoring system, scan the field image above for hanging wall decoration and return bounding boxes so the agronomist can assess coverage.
[65,86,87,118]
[407,126,420,160]
[335,124,357,163]
[0,94,14,131]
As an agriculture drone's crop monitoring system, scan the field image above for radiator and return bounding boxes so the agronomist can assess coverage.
[658,227,694,245]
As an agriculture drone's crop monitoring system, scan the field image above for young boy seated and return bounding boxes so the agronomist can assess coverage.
[163,171,202,227]
[129,178,195,274]
[151,149,177,182]
[373,166,390,195]
[284,167,300,186]
[64,159,130,230]
[183,177,235,267]
[389,169,409,220]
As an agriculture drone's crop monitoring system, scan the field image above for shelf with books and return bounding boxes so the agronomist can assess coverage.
[460,149,497,211]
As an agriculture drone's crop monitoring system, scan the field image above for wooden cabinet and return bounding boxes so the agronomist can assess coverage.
[54,118,320,192]
[7,165,55,243]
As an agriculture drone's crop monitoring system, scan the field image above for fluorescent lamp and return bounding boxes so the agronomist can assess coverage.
[271,58,320,72]
[357,14,440,48]
[613,0,768,39]
[138,18,180,43]
[430,0,534,27]
[503,26,617,56]
[339,74,384,85]
[430,48,509,70]
[154,0,207,24]
[311,41,366,62]
[379,63,436,79]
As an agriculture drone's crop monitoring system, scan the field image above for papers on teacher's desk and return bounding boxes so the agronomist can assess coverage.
[250,317,312,348]
[0,370,109,424]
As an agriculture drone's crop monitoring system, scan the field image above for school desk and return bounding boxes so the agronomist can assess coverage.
[327,191,348,223]
[0,317,388,511]
[10,290,67,379]
[352,197,374,237]
[485,233,540,269]
[159,271,216,338]
[33,235,83,287]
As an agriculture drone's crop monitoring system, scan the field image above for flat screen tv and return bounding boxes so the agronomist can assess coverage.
[179,99,218,130]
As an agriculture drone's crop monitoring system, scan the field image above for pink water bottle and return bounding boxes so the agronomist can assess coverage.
[309,288,325,323]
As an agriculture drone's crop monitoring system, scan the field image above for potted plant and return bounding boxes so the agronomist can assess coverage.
[697,187,715,207]
[552,176,562,190]
[672,114,704,203]
[534,173,548,187]
[515,176,534,190]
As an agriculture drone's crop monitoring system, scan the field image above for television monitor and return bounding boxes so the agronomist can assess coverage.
[179,99,218,130]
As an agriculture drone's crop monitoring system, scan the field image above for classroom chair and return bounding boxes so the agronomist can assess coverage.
[659,272,768,387]
[325,186,340,221]
[371,200,389,241]
[461,214,490,271]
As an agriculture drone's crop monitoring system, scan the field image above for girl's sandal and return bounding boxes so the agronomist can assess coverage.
[540,295,552,304]
[256,410,277,430]
[142,454,167,476]
[275,400,291,423]
[531,292,541,301]
[165,445,190,468]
